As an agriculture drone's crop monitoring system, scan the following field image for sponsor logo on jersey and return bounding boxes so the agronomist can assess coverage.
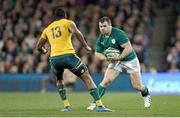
[111,39,115,44]
[101,42,104,45]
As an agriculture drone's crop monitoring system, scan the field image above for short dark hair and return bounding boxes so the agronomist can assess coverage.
[54,8,66,19]
[99,16,111,24]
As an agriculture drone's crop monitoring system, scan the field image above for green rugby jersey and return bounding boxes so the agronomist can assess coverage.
[95,27,137,61]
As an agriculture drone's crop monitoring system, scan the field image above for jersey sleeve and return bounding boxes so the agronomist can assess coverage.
[68,20,76,27]
[40,28,47,40]
[117,30,129,45]
[95,35,103,53]
[68,20,77,33]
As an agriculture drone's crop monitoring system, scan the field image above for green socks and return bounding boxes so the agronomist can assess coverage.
[141,86,150,97]
[91,85,106,103]
[89,88,104,106]
[90,85,106,101]
[57,84,67,101]
[57,83,71,107]
[89,88,100,101]
[98,85,106,98]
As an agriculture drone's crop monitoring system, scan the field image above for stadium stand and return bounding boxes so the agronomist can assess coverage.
[0,0,157,73]
[164,1,180,72]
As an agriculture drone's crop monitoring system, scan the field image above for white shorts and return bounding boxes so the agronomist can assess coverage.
[108,58,141,73]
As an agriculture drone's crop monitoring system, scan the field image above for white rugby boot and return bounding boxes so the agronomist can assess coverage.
[87,103,96,110]
[143,95,151,108]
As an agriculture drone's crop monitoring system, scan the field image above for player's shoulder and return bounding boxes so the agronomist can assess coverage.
[61,19,73,23]
[97,34,103,41]
[41,26,48,34]
[67,19,76,26]
[112,27,125,34]
[44,21,55,30]
[61,19,76,27]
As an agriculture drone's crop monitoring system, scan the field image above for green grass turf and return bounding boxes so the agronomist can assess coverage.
[0,92,180,117]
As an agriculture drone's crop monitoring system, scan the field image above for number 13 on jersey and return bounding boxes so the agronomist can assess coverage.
[51,26,61,39]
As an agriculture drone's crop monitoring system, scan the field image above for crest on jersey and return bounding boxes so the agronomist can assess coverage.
[111,39,116,44]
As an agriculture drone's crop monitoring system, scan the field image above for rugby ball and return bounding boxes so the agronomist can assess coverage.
[103,47,120,57]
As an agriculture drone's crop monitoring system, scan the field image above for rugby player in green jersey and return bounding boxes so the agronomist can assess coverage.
[87,16,151,110]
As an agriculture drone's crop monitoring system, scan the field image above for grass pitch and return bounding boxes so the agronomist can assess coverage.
[0,92,180,117]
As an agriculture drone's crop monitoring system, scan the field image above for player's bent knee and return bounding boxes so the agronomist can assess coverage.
[71,63,88,77]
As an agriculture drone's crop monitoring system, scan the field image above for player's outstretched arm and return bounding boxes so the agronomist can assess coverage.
[36,38,48,54]
[69,22,91,52]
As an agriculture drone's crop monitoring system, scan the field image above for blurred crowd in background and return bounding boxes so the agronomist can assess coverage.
[0,0,179,74]
[165,1,180,72]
